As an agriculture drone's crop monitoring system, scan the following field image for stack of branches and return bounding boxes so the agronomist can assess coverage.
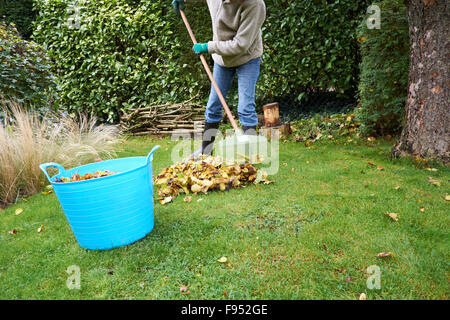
[120,93,205,136]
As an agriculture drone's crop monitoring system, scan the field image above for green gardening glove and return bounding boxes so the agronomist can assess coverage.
[192,43,209,55]
[171,0,184,15]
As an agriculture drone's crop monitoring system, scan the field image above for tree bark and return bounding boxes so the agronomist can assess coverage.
[393,0,449,162]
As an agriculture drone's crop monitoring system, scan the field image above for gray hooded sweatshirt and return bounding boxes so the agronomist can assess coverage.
[188,0,266,67]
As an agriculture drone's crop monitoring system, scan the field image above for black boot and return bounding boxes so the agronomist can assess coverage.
[201,121,220,155]
[242,125,257,136]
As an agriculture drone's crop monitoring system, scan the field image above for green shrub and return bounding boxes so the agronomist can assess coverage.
[33,0,372,122]
[33,0,200,122]
[259,0,371,104]
[355,0,409,136]
[0,0,36,39]
[0,22,56,107]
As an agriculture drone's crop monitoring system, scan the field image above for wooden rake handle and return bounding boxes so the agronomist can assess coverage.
[179,9,239,131]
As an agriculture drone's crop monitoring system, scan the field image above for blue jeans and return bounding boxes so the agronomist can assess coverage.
[205,57,260,127]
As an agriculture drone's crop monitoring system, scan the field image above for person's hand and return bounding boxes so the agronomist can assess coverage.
[192,43,208,55]
[171,0,184,15]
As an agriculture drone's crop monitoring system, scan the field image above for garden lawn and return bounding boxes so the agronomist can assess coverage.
[0,136,448,299]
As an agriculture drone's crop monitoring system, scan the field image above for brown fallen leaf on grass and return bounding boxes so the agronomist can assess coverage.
[159,196,173,205]
[217,256,227,263]
[395,185,401,190]
[37,224,44,233]
[385,212,399,222]
[15,208,23,216]
[179,286,189,293]
[184,196,192,203]
[427,177,441,187]
[377,252,393,258]
[367,161,376,167]
[445,195,450,201]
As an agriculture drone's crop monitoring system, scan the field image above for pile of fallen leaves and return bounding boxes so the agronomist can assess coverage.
[154,155,272,204]
[291,113,360,145]
[54,170,118,183]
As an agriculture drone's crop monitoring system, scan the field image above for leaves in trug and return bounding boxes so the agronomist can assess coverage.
[154,155,272,204]
[54,171,118,183]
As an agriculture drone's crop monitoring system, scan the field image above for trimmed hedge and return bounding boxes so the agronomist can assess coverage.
[355,0,409,136]
[0,0,36,39]
[33,0,372,122]
[0,22,56,107]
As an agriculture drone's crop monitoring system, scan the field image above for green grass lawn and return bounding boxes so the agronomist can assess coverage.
[0,136,448,299]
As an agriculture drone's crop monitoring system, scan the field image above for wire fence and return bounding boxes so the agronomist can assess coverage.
[274,92,358,123]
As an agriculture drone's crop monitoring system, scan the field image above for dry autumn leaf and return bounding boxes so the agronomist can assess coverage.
[427,177,441,186]
[15,208,23,216]
[159,196,173,205]
[184,196,192,203]
[367,161,376,167]
[377,252,393,258]
[385,212,399,222]
[445,195,450,201]
[218,256,227,263]
[395,185,401,190]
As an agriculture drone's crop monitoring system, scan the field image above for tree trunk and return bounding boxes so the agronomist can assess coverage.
[393,0,449,162]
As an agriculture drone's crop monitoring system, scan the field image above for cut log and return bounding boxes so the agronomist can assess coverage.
[263,102,281,127]
[260,123,291,140]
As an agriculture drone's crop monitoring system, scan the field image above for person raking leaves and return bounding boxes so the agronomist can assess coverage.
[171,0,266,156]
